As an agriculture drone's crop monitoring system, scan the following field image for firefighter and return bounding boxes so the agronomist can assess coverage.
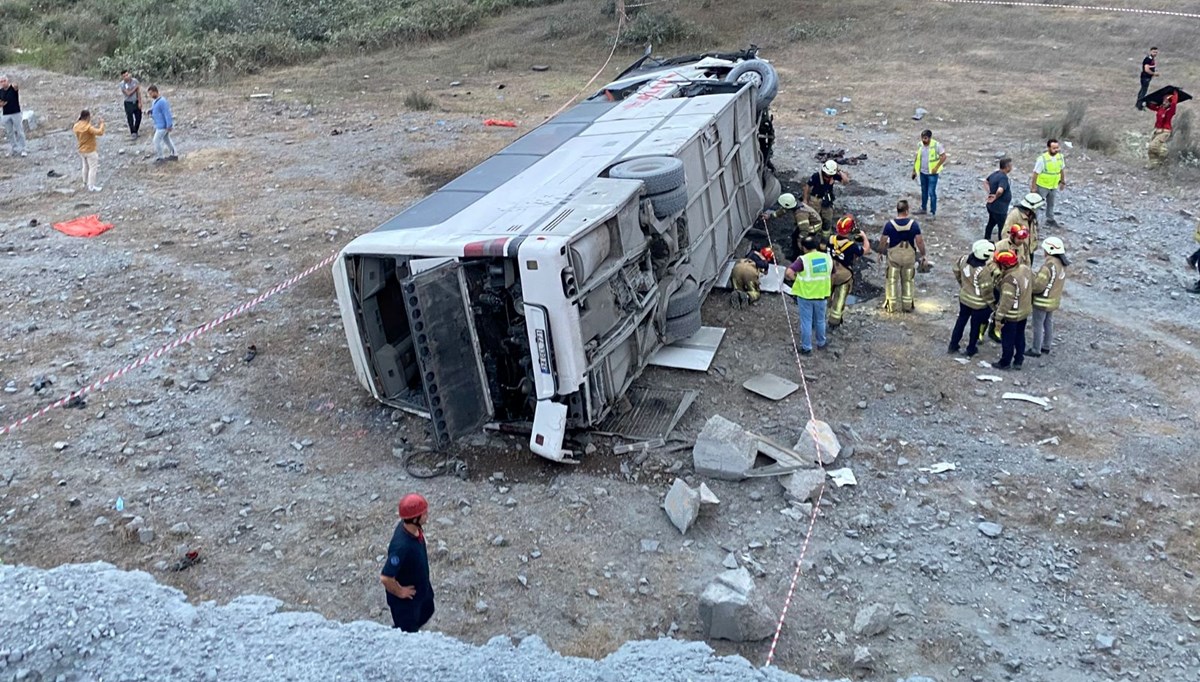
[802,160,850,234]
[995,223,1032,266]
[948,240,998,357]
[1004,192,1044,249]
[731,246,775,307]
[878,199,927,313]
[993,249,1033,370]
[827,214,870,327]
[764,193,824,258]
[1027,237,1068,357]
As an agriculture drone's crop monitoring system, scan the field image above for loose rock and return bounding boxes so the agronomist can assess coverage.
[663,478,701,534]
[698,568,776,642]
[692,415,756,480]
[852,603,892,637]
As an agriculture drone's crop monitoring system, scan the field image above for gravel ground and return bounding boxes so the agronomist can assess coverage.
[0,562,847,682]
[1,34,1199,682]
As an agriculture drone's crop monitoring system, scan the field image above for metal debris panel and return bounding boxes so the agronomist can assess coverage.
[597,387,698,441]
[648,326,726,371]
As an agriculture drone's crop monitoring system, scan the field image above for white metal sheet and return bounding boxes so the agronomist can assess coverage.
[742,373,799,401]
[648,326,726,371]
[714,260,787,293]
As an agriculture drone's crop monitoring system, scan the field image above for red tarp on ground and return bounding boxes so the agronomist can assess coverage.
[483,119,517,127]
[52,214,113,238]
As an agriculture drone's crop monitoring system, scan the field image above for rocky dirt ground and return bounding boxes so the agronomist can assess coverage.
[2,2,1200,680]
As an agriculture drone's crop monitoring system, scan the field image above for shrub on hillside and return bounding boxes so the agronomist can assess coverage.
[618,11,699,47]
[1168,111,1198,165]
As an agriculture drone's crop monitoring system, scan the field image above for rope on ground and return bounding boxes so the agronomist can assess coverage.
[760,223,835,667]
[933,0,1200,19]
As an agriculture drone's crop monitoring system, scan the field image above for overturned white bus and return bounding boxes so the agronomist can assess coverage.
[333,47,781,461]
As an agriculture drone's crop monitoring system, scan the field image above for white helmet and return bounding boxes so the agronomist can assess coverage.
[972,239,996,261]
[1019,192,1045,211]
[822,159,839,175]
[1042,236,1065,255]
[778,193,798,210]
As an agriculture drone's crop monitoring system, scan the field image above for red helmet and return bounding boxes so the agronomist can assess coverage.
[836,215,855,236]
[1009,224,1029,241]
[398,493,429,520]
[759,247,775,263]
[994,250,1019,268]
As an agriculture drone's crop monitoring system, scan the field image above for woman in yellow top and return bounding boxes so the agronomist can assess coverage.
[72,110,105,192]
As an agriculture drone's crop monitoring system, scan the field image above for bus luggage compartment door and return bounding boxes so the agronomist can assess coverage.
[402,260,494,447]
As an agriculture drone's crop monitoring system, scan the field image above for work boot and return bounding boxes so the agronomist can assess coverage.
[1025,349,1042,357]
[947,344,960,355]
[1189,281,1200,295]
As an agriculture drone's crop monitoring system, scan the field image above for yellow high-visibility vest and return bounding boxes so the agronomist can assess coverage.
[790,252,832,299]
[914,139,942,175]
[1036,152,1064,189]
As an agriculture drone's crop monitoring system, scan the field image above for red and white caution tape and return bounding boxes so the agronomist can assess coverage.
[761,239,834,668]
[0,250,341,437]
[934,0,1200,19]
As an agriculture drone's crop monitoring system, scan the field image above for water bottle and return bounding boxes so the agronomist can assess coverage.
[115,497,125,512]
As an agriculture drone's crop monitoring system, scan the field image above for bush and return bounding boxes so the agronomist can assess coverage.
[403,91,437,111]
[1168,111,1199,165]
[1041,100,1087,140]
[1076,121,1115,153]
[619,11,699,47]
[786,19,853,42]
[99,32,320,80]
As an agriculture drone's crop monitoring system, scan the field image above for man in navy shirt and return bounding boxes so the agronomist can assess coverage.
[380,493,435,632]
[983,158,1012,241]
[1137,47,1158,111]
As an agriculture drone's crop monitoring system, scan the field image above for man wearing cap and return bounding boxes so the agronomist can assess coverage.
[993,250,1033,370]
[764,193,824,258]
[912,129,947,218]
[380,493,435,632]
[1027,237,1068,357]
[1031,139,1065,228]
[948,240,998,357]
[803,160,850,234]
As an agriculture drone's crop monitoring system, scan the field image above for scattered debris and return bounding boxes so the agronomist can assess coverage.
[1002,392,1051,408]
[922,462,957,474]
[243,344,258,363]
[693,415,756,480]
[852,645,876,671]
[648,327,726,371]
[742,373,799,401]
[913,107,928,120]
[663,478,701,534]
[780,469,825,503]
[613,438,665,455]
[976,374,1002,382]
[1095,634,1116,652]
[853,603,892,637]
[483,119,517,127]
[698,483,720,506]
[792,419,841,465]
[698,568,777,642]
[249,93,273,100]
[978,522,1004,538]
[815,148,869,166]
[531,65,550,72]
[826,467,857,487]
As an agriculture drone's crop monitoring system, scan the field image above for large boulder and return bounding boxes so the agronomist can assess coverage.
[698,568,777,642]
[693,415,757,480]
[792,419,841,465]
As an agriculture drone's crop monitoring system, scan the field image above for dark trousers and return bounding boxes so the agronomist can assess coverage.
[919,172,939,215]
[998,318,1028,367]
[1137,78,1151,109]
[949,303,991,354]
[984,208,1007,241]
[124,101,142,134]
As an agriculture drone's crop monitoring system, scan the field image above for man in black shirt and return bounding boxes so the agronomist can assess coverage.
[0,75,27,157]
[982,157,1012,241]
[380,493,436,632]
[1137,47,1158,111]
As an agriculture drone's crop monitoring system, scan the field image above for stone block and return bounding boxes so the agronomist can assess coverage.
[792,419,841,465]
[693,415,756,480]
[698,568,776,642]
[780,468,825,503]
[853,603,892,637]
[662,478,700,535]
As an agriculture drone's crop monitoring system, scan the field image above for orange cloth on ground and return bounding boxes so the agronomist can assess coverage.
[52,214,113,238]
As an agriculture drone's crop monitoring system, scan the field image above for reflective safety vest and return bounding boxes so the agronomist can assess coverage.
[955,256,995,310]
[790,251,832,299]
[914,139,942,175]
[1033,255,1067,311]
[1036,152,1064,190]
